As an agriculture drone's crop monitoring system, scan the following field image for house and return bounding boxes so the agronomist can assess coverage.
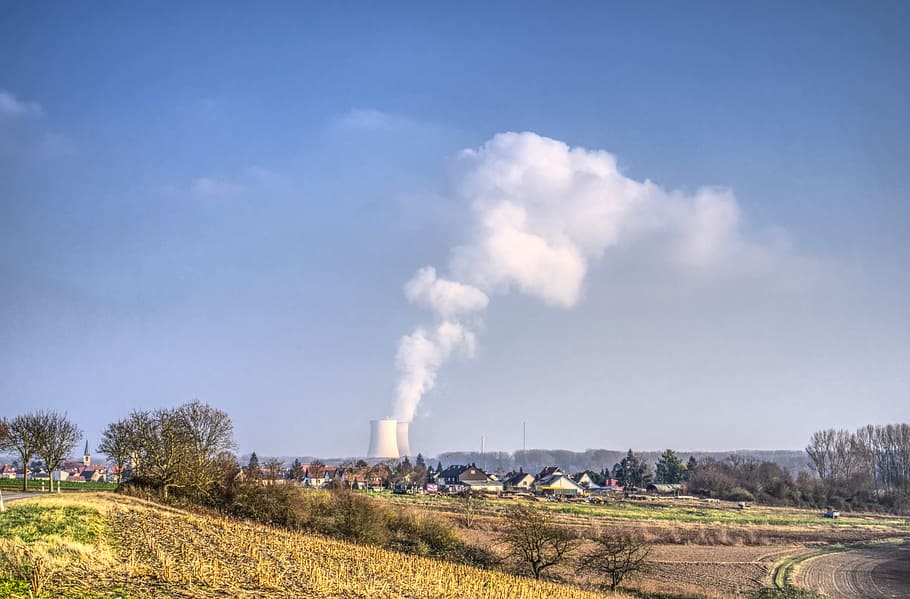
[459,467,503,494]
[571,471,600,489]
[0,464,16,479]
[437,465,471,490]
[502,471,535,492]
[537,466,564,479]
[535,472,585,496]
[437,465,502,494]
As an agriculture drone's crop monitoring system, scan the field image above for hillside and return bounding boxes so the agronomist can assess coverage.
[0,494,630,599]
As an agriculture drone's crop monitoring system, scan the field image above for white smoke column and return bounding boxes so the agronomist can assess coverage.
[394,319,477,421]
[394,131,804,420]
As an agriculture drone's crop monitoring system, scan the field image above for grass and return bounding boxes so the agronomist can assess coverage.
[545,500,909,527]
[0,503,107,543]
[389,493,910,527]
[0,494,634,599]
[0,499,116,598]
[0,479,118,491]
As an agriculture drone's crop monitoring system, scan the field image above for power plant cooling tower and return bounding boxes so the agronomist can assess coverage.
[396,421,410,458]
[368,419,400,459]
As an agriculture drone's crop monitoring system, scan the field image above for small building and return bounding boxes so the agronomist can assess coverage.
[502,471,535,492]
[536,473,585,496]
[646,483,682,496]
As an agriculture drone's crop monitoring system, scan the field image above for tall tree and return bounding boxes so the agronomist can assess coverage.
[289,458,305,482]
[264,458,283,484]
[685,456,698,481]
[247,452,261,481]
[655,449,685,484]
[3,413,44,491]
[97,418,135,486]
[174,401,235,497]
[34,411,82,493]
[613,449,652,489]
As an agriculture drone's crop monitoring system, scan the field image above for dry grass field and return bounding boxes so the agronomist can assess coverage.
[2,491,907,598]
[0,493,633,599]
[384,493,910,597]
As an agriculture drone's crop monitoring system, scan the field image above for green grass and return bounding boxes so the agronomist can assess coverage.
[0,503,107,544]
[0,479,117,492]
[546,501,909,527]
[387,492,909,527]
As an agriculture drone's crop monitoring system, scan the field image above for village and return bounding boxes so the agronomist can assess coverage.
[243,458,684,500]
[0,442,120,486]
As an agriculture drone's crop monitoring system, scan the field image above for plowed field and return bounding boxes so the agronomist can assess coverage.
[794,541,910,599]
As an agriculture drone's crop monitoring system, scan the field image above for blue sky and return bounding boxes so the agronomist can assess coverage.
[2,2,908,458]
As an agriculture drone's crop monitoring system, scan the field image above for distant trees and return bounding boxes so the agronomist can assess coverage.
[3,413,44,491]
[97,418,134,486]
[289,458,305,482]
[34,411,82,493]
[265,458,283,484]
[613,449,652,489]
[247,452,261,481]
[655,449,685,484]
[806,423,910,509]
[576,530,651,591]
[499,504,577,579]
[0,411,81,492]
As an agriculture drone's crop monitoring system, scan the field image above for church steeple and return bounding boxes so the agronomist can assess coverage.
[83,440,90,467]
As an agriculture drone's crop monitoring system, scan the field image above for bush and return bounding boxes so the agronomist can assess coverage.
[727,487,755,502]
[226,484,303,528]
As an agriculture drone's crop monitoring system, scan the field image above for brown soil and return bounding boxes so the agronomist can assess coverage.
[794,541,910,598]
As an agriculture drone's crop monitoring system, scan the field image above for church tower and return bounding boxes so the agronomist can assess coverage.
[83,440,90,467]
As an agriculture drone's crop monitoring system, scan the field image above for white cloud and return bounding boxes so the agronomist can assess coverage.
[184,166,283,199]
[335,108,396,131]
[0,90,43,119]
[450,132,814,301]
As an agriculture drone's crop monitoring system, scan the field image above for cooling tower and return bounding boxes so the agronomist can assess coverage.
[368,419,399,459]
[396,421,410,459]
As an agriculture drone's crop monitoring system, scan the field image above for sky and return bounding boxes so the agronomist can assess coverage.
[1,2,908,459]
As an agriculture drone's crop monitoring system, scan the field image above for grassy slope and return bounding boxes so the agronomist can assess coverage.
[0,494,632,599]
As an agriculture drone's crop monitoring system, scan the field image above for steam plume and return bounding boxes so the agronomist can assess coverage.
[393,131,802,421]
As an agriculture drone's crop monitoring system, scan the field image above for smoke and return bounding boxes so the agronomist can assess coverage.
[393,131,806,421]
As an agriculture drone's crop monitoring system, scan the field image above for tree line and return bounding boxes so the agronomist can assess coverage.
[0,411,82,492]
[805,423,910,511]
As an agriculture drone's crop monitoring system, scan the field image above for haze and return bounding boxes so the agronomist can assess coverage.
[2,3,908,459]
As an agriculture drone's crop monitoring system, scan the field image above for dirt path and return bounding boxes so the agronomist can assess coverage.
[793,541,910,598]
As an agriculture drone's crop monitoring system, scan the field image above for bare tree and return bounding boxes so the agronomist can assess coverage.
[97,418,135,486]
[34,411,82,493]
[264,458,283,484]
[174,401,235,497]
[129,408,190,500]
[576,530,652,591]
[3,414,44,491]
[499,504,577,579]
[110,401,235,500]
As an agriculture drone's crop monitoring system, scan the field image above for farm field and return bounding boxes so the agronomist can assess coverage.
[792,540,910,599]
[0,493,631,599]
[382,493,910,597]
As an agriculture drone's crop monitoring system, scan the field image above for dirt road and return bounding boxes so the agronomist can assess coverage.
[794,541,910,598]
